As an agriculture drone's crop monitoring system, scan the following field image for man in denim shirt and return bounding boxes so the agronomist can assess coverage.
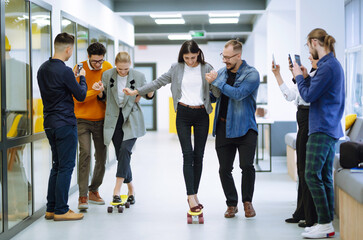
[206,40,260,219]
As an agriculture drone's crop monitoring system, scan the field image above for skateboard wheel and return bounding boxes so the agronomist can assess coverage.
[199,217,204,224]
[125,202,130,208]
[118,206,124,213]
[107,206,113,213]
[187,216,192,224]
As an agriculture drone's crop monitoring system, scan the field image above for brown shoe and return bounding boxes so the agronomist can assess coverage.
[89,191,105,205]
[45,212,54,220]
[54,209,83,221]
[243,202,256,218]
[224,206,238,218]
[78,196,89,210]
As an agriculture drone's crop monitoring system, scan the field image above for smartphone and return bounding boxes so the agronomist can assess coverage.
[77,63,83,74]
[288,54,293,67]
[295,54,301,66]
[272,54,276,69]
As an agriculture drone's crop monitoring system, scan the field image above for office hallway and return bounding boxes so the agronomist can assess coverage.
[12,131,340,240]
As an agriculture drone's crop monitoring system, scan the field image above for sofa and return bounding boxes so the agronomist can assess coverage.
[334,117,363,240]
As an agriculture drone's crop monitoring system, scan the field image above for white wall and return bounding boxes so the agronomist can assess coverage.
[43,0,134,51]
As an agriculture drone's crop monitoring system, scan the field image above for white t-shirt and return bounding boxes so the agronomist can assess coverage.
[117,74,128,107]
[179,63,203,106]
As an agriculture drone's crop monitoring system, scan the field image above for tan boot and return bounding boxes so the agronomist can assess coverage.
[78,196,89,210]
[45,212,54,220]
[243,202,256,218]
[88,191,105,205]
[54,209,83,221]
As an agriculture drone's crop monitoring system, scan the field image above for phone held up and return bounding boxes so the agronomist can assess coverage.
[272,54,276,69]
[295,54,302,66]
[77,63,83,74]
[288,54,293,68]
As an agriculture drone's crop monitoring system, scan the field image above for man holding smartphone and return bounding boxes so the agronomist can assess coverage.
[74,42,113,210]
[293,28,344,239]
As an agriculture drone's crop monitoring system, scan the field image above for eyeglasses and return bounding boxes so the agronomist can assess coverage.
[90,59,105,65]
[220,53,239,61]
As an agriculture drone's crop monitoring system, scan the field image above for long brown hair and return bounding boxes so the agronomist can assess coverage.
[307,28,336,57]
[177,40,205,64]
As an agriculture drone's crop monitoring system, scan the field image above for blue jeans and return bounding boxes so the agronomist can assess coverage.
[45,125,78,214]
[176,104,209,195]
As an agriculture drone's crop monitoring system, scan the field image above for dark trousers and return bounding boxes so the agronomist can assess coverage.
[216,121,257,206]
[176,104,209,195]
[77,119,107,197]
[45,125,78,214]
[112,109,136,183]
[293,108,317,225]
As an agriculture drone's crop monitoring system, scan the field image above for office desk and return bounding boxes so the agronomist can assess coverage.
[255,118,274,172]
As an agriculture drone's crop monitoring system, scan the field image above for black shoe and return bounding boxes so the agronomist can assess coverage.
[113,195,121,203]
[285,217,300,223]
[298,222,314,228]
[127,195,135,205]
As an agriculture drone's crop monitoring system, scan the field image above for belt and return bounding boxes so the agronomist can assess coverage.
[178,102,205,109]
[219,117,226,122]
[298,105,309,110]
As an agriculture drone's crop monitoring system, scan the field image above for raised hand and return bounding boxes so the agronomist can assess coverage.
[92,81,104,91]
[205,70,218,83]
[123,87,138,96]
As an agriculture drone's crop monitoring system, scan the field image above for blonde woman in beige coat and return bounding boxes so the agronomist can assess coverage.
[92,52,154,204]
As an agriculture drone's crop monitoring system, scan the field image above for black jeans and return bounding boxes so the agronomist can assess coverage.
[216,121,257,206]
[176,104,209,195]
[293,108,317,225]
[112,108,137,183]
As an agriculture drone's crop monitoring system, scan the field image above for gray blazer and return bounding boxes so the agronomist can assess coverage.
[137,62,220,114]
[102,68,149,145]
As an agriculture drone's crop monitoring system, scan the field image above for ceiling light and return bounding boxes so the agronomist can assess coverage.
[168,34,192,40]
[209,18,239,24]
[150,13,182,18]
[208,13,240,18]
[155,18,185,24]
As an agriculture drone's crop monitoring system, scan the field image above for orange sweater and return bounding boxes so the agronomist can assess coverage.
[74,60,113,121]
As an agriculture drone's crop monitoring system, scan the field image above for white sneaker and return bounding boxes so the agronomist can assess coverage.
[305,223,318,232]
[301,223,335,238]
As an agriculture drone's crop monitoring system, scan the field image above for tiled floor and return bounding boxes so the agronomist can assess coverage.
[12,131,340,240]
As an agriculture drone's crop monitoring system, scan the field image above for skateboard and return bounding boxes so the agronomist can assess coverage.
[107,195,130,213]
[187,210,204,224]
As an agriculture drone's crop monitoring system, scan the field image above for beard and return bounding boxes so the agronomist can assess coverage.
[226,62,237,71]
[311,49,319,60]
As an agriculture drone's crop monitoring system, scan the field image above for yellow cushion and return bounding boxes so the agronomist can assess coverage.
[345,114,357,131]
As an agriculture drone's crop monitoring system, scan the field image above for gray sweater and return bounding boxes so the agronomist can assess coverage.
[137,62,220,114]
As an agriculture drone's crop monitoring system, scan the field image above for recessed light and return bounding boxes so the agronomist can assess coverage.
[209,18,239,24]
[208,13,240,18]
[150,13,182,18]
[155,18,185,24]
[168,34,192,40]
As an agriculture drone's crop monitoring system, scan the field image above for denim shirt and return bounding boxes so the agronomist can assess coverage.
[211,60,260,138]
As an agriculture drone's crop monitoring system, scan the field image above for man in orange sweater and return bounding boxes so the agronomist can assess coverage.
[74,42,113,210]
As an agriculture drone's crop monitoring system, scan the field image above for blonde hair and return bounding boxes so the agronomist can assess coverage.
[115,51,131,64]
[307,28,336,57]
[225,39,243,53]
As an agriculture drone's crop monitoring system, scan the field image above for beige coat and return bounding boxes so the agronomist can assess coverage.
[101,68,149,145]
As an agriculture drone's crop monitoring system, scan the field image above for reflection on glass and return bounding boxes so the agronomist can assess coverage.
[345,50,363,116]
[77,25,89,62]
[5,0,30,139]
[61,17,76,67]
[107,39,115,63]
[119,43,125,52]
[31,3,51,133]
[7,144,32,229]
[33,139,51,211]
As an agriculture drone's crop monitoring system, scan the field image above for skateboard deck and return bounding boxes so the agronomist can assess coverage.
[187,210,204,224]
[107,195,130,213]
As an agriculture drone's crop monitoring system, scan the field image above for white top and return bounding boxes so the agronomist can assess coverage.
[179,63,203,106]
[117,74,128,107]
[278,70,317,107]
